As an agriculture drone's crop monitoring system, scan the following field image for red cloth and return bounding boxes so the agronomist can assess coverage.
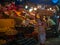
[58,19,60,22]
[7,35,15,40]
[11,3,17,10]
[0,14,3,19]
[0,9,2,12]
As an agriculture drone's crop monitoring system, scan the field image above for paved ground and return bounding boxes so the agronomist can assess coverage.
[36,36,60,45]
[46,37,60,45]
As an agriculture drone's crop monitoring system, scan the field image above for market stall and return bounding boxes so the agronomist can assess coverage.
[0,0,59,44]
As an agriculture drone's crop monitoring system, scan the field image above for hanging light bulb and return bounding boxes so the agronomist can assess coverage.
[29,8,33,12]
[49,8,52,10]
[34,7,37,10]
[25,5,28,9]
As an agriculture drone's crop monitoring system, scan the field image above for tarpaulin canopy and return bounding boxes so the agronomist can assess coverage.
[0,0,59,5]
[28,0,58,5]
[15,0,59,5]
[15,0,26,5]
[58,0,60,5]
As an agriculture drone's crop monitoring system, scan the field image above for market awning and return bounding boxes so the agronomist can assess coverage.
[0,0,59,5]
[28,0,58,5]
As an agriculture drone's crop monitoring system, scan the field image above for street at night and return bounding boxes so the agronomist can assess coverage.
[46,37,60,45]
[0,0,60,45]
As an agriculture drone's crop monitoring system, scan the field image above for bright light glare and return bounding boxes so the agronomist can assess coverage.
[34,8,37,10]
[29,8,33,12]
[25,5,28,9]
[50,8,52,10]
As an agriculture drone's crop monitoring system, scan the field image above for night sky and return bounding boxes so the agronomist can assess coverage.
[28,0,58,5]
[0,0,59,5]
